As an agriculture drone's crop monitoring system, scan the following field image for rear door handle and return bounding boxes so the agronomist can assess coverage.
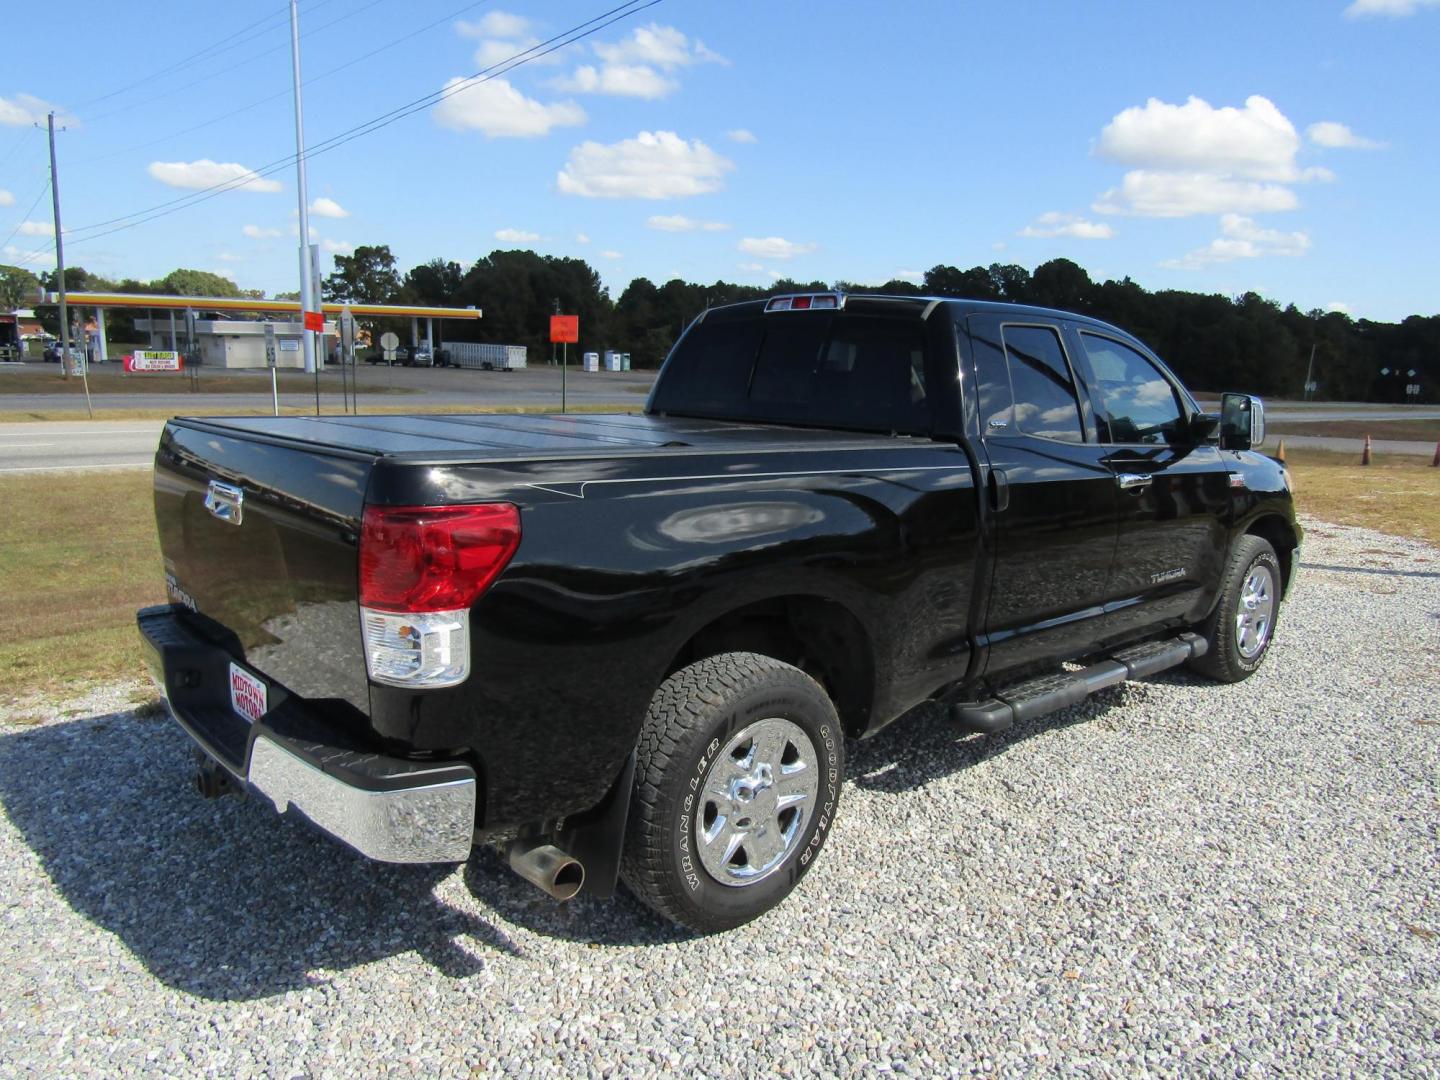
[1116,472,1153,492]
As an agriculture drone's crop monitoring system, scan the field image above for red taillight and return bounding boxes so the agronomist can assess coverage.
[359,503,521,613]
[791,295,813,310]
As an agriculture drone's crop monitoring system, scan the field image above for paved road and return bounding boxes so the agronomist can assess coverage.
[0,420,164,474]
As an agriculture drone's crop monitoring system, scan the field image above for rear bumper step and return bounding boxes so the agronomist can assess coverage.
[949,632,1208,734]
[138,605,477,863]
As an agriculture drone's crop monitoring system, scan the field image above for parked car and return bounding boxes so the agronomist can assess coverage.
[139,292,1299,932]
[43,341,85,365]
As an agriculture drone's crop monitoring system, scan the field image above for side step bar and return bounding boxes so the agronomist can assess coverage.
[949,632,1208,734]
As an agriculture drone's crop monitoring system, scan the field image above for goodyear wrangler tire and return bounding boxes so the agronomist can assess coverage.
[620,652,844,933]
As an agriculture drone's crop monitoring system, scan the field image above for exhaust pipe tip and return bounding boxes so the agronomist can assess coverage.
[507,841,585,901]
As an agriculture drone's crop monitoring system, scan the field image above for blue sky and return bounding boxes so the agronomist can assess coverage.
[1,0,1436,321]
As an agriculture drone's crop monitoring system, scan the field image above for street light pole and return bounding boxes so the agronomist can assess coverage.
[289,0,317,380]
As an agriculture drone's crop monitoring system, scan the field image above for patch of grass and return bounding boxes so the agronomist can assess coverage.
[1282,448,1440,546]
[0,369,414,396]
[1270,419,1440,442]
[0,471,165,704]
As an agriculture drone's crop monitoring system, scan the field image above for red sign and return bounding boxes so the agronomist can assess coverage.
[124,350,183,373]
[549,315,579,344]
[303,310,325,332]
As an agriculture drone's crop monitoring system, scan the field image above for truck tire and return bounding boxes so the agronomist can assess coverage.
[620,652,844,933]
[1189,534,1281,683]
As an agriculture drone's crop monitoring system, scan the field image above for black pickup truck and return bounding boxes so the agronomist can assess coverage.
[139,292,1299,931]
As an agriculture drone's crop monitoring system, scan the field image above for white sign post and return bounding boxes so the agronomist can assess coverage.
[264,323,279,416]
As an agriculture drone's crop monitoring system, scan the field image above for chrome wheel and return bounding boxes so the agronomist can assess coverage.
[697,717,819,887]
[1235,563,1276,660]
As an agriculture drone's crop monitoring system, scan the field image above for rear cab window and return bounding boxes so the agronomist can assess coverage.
[992,323,1087,443]
[650,310,932,435]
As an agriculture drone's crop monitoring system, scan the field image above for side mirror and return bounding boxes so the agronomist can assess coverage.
[1220,392,1266,451]
[1188,411,1221,442]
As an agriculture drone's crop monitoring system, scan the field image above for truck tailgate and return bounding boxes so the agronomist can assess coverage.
[153,420,374,714]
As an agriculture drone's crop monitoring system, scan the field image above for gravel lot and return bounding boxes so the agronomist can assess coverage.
[2,516,1437,1077]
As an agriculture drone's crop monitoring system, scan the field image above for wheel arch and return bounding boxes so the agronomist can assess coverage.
[664,593,876,738]
[1243,513,1300,595]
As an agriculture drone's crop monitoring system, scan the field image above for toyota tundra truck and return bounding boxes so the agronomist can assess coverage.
[138,292,1299,932]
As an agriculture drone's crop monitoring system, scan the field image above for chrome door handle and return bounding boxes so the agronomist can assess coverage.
[204,480,245,525]
[1116,473,1153,492]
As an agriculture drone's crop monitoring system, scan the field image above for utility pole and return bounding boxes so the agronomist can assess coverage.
[46,110,91,418]
[1302,342,1316,401]
[289,0,317,381]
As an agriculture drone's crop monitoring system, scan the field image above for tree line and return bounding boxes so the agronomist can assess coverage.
[3,250,1434,402]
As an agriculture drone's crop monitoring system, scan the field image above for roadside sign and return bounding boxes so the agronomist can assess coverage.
[279,339,300,352]
[125,350,182,373]
[263,323,277,367]
[303,310,325,332]
[550,315,579,344]
[380,330,399,363]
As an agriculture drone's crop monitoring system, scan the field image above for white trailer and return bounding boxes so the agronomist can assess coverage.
[447,342,528,371]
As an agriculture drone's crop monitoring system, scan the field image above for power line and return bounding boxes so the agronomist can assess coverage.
[63,0,661,246]
[74,0,341,112]
[0,179,53,257]
[71,0,496,169]
[85,0,387,124]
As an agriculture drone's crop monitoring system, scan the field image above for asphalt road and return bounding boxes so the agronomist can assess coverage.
[0,420,164,474]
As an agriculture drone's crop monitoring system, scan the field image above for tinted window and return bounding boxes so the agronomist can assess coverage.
[651,313,930,435]
[1081,333,1184,444]
[1001,324,1085,443]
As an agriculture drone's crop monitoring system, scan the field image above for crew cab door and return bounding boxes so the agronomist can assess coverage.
[1066,328,1231,633]
[966,314,1120,673]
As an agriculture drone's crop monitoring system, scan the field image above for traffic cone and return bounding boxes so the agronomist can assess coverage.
[1432,437,1439,467]
[1361,434,1372,466]
[1275,438,1286,463]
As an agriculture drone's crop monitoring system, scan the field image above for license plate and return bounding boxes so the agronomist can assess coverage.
[229,662,268,724]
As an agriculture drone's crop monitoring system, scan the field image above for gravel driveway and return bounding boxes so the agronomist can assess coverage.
[2,517,1436,1077]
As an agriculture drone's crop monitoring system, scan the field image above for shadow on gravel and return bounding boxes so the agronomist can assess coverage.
[1300,561,1440,579]
[0,709,534,1002]
[848,669,1211,794]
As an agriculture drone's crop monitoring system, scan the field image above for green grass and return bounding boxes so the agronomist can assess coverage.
[0,471,166,705]
[0,368,414,396]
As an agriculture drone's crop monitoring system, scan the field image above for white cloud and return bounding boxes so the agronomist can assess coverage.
[599,250,623,260]
[556,24,724,100]
[575,232,590,244]
[768,270,783,281]
[289,222,321,241]
[215,252,244,263]
[1019,211,1114,239]
[1161,214,1310,270]
[459,11,533,39]
[433,77,585,137]
[321,239,353,255]
[647,214,729,232]
[738,236,817,260]
[737,262,765,273]
[594,24,724,69]
[1096,95,1309,181]
[727,129,757,144]
[494,227,540,243]
[553,64,676,99]
[17,220,53,237]
[0,189,12,207]
[0,93,74,127]
[1093,169,1301,217]
[148,159,281,193]
[557,131,734,199]
[242,224,282,239]
[1345,0,1439,15]
[895,269,924,284]
[1307,120,1385,149]
[1326,301,1352,314]
[309,196,349,218]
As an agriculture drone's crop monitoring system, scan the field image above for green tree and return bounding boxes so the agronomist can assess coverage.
[153,268,243,297]
[0,264,40,311]
[323,244,402,304]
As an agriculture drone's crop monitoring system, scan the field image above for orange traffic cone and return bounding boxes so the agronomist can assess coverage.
[1432,437,1439,467]
[1275,438,1287,463]
[1361,434,1372,466]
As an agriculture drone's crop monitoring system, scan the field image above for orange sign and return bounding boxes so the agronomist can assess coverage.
[303,310,325,332]
[550,315,579,343]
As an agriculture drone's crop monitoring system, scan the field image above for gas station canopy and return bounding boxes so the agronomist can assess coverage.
[39,291,482,320]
